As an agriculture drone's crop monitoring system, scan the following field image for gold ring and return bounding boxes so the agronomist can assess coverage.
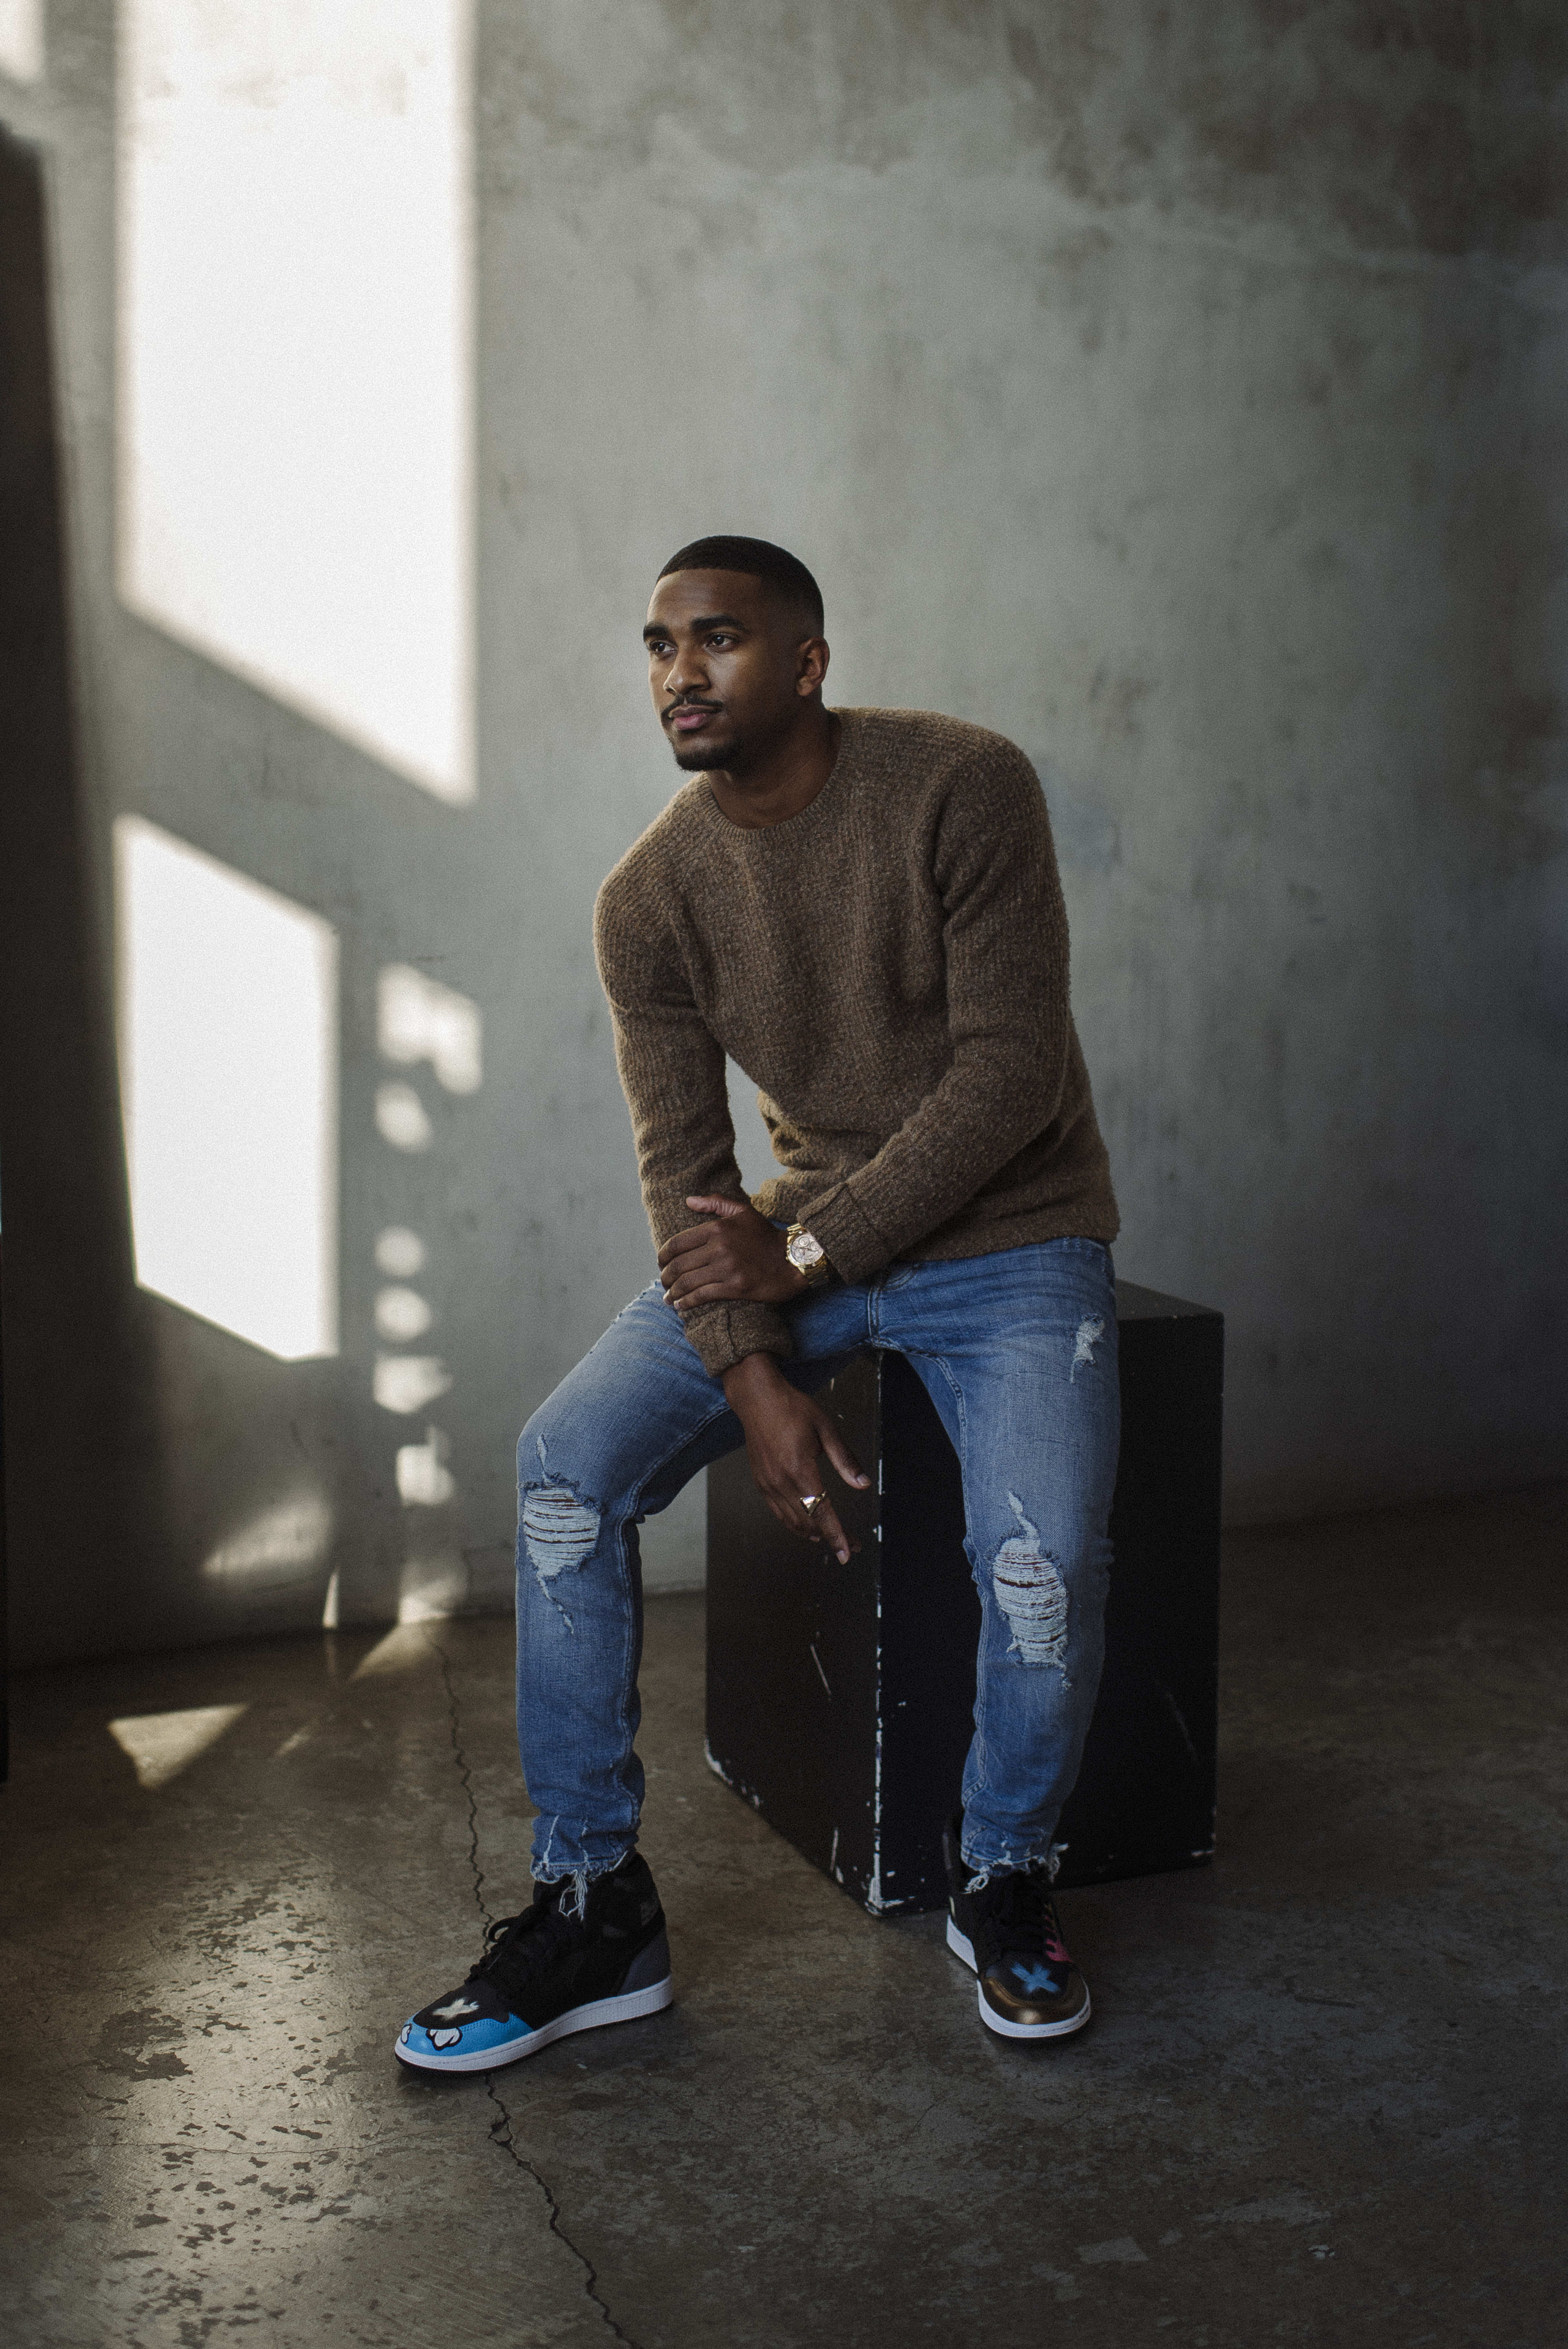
[800,1493,825,1513]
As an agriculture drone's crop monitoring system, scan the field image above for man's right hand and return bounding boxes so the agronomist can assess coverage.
[722,1353,869,1565]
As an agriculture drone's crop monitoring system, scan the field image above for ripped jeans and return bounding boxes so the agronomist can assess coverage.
[515,1237,1120,1892]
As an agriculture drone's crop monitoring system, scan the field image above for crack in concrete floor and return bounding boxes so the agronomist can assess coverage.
[5,1493,1566,2347]
[427,1632,643,2349]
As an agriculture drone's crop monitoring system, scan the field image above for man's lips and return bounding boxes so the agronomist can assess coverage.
[666,702,719,733]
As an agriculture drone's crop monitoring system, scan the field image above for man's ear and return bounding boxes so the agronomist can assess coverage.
[796,635,830,697]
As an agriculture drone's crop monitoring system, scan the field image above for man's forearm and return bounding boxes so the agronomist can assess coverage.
[722,1350,790,1416]
[799,1029,1066,1283]
[794,768,1074,1281]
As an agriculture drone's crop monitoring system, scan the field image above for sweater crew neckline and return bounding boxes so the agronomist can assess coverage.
[692,708,859,845]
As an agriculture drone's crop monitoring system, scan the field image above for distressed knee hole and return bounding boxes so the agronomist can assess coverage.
[1071,1314,1106,1380]
[522,1482,601,1627]
[992,1492,1071,1674]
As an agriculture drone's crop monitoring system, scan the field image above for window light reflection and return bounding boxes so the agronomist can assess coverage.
[109,1705,248,1791]
[376,1286,433,1342]
[116,817,338,1360]
[396,1426,456,1507]
[202,1494,333,1588]
[0,0,45,81]
[375,1355,452,1415]
[117,0,474,801]
[376,1081,434,1152]
[378,964,482,1093]
[375,1226,427,1278]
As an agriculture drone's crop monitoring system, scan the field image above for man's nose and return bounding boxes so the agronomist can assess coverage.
[664,647,708,698]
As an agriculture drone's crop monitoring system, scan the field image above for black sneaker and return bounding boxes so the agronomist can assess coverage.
[395,1851,672,2073]
[942,1814,1091,2041]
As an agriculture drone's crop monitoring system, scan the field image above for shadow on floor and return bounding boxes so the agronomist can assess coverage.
[1,1484,1564,2347]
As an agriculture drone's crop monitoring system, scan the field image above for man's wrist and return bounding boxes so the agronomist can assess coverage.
[723,1351,789,1409]
[784,1223,832,1288]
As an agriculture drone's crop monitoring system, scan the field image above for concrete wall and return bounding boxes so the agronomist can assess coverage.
[3,2,1565,1668]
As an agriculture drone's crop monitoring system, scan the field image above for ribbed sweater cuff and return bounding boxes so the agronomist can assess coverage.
[683,1299,795,1381]
[798,1184,891,1285]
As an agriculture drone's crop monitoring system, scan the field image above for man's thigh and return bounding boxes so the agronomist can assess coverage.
[882,1246,1118,1687]
[882,1241,1121,1565]
[519,1283,741,1515]
[519,1280,860,1518]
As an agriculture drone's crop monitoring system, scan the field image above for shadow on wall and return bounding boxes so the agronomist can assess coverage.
[0,127,345,1665]
[0,123,174,1671]
[107,2,493,1650]
[7,2,1568,1666]
[2,5,703,1671]
[0,11,513,1669]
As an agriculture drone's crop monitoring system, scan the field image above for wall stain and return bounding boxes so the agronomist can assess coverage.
[482,4,1568,269]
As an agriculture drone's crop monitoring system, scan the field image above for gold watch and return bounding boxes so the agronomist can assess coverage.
[785,1224,831,1287]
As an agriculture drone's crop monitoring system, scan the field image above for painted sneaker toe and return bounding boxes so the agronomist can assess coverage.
[397,2007,532,2066]
[396,1977,534,2070]
[980,1959,1091,2034]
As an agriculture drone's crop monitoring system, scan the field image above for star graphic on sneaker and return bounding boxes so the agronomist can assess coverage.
[431,1996,481,2021]
[1013,1961,1066,1995]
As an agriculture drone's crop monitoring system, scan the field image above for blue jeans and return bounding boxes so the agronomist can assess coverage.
[515,1238,1120,1894]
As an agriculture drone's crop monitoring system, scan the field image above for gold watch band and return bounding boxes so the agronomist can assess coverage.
[785,1223,831,1286]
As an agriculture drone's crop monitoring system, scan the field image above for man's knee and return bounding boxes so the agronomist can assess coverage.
[522,1478,601,1582]
[981,1493,1110,1676]
[517,1418,608,1621]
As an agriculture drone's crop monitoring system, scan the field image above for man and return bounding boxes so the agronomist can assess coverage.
[396,536,1120,2073]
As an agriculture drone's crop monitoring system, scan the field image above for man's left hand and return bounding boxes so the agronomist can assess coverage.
[659,1196,803,1313]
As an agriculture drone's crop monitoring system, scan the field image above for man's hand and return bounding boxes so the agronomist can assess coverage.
[659,1195,803,1313]
[722,1354,868,1564]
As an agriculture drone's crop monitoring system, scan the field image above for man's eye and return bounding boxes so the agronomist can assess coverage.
[707,634,735,649]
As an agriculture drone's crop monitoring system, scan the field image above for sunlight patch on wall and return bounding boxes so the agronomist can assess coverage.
[117,0,474,801]
[396,1425,455,1506]
[202,1493,334,1589]
[116,817,339,1360]
[109,1704,248,1790]
[378,964,482,1092]
[398,1551,467,1621]
[0,0,44,81]
[376,1081,434,1151]
[374,1355,452,1413]
[375,1226,426,1278]
[376,1286,433,1341]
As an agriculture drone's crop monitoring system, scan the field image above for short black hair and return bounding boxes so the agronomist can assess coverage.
[656,535,824,633]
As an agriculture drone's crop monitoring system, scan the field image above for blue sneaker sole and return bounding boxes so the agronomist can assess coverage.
[946,1917,1091,2040]
[394,1974,673,2073]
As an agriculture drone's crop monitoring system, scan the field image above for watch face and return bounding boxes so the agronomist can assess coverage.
[788,1230,824,1271]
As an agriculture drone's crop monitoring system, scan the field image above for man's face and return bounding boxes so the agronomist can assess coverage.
[644,569,824,772]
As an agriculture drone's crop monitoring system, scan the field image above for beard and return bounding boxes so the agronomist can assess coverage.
[664,696,792,775]
[668,714,742,771]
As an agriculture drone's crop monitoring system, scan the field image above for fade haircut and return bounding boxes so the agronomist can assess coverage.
[656,535,824,635]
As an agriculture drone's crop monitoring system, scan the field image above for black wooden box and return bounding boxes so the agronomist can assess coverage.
[704,1280,1223,1911]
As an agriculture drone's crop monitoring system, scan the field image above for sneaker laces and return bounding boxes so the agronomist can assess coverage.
[985,1868,1072,1969]
[473,1888,582,1996]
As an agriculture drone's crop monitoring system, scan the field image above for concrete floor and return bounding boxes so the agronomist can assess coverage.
[2,1484,1564,2349]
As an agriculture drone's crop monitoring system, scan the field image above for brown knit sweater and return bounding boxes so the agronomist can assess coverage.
[594,706,1119,1379]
